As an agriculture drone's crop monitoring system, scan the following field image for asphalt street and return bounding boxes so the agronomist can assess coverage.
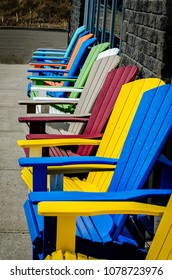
[0,28,68,63]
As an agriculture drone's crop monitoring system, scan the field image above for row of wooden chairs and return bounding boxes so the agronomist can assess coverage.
[17,25,172,260]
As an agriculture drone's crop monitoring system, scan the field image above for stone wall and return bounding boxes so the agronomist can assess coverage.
[121,0,172,82]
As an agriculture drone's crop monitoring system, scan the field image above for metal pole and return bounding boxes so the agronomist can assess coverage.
[95,0,101,41]
[101,0,108,42]
[88,0,94,32]
[91,0,97,33]
[109,0,117,48]
[119,0,124,54]
[83,0,90,28]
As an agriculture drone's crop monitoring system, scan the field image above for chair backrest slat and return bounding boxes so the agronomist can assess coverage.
[69,54,121,134]
[77,65,139,156]
[147,195,172,259]
[109,84,172,239]
[87,78,165,190]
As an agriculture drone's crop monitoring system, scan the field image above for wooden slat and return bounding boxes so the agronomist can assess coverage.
[69,54,121,134]
[87,78,165,191]
[77,65,139,156]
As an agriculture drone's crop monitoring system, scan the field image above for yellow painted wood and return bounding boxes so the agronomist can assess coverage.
[64,251,77,260]
[38,201,165,217]
[87,78,165,190]
[17,138,101,148]
[44,254,51,260]
[38,200,167,260]
[29,146,42,157]
[21,163,115,190]
[45,250,92,260]
[39,196,172,260]
[146,196,172,260]
[48,164,116,174]
[64,176,99,192]
[21,167,33,191]
[55,216,76,252]
[22,167,50,191]
[45,250,64,260]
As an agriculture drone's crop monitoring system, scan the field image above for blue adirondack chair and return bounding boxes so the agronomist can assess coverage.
[19,84,172,260]
[27,37,98,98]
[32,30,90,62]
[31,192,172,260]
[33,25,87,58]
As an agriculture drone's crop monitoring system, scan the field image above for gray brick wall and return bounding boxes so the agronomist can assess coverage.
[121,0,172,82]
[69,0,172,82]
[69,0,85,41]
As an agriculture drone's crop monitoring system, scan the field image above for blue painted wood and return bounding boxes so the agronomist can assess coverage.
[24,200,42,245]
[33,166,47,192]
[32,56,70,62]
[19,156,118,167]
[35,25,87,58]
[77,216,104,242]
[28,69,70,73]
[32,30,90,61]
[157,155,172,189]
[25,188,172,254]
[29,189,172,203]
[19,156,117,191]
[108,84,172,238]
[28,37,97,98]
[109,85,172,193]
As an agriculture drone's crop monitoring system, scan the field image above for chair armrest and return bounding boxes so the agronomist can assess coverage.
[31,191,171,254]
[29,189,172,203]
[19,98,80,105]
[28,69,70,74]
[18,154,118,167]
[26,113,91,117]
[35,49,66,53]
[18,155,117,191]
[31,56,70,61]
[28,76,77,82]
[37,198,166,254]
[38,200,165,217]
[29,62,68,67]
[18,98,81,113]
[30,85,83,94]
[19,115,89,121]
[18,115,89,133]
[26,133,103,140]
[17,138,101,150]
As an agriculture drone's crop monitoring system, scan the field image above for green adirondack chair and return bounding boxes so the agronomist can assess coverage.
[28,42,111,113]
[19,51,121,136]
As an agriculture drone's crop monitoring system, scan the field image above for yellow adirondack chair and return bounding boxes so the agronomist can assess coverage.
[18,78,165,192]
[38,194,172,260]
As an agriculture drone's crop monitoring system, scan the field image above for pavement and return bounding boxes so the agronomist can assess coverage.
[0,64,32,259]
[0,29,68,260]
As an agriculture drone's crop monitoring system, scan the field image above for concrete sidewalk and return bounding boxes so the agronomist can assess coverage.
[0,29,68,259]
[0,64,32,259]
